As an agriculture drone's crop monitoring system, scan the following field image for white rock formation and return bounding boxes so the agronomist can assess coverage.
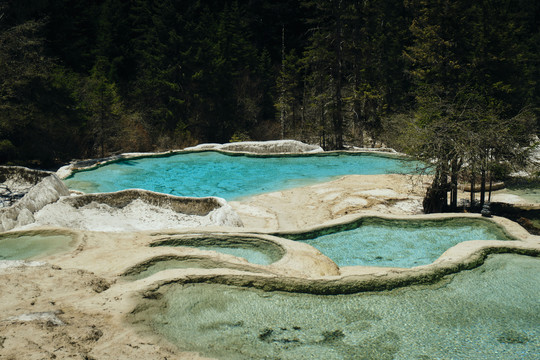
[30,190,243,232]
[57,140,324,179]
[0,260,46,270]
[5,311,65,326]
[0,167,70,232]
[2,165,244,232]
[185,139,324,154]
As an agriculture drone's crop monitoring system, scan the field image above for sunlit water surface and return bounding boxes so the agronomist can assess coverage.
[138,254,540,360]
[0,233,75,260]
[294,218,513,267]
[64,152,418,200]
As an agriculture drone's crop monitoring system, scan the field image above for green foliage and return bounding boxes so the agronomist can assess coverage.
[0,0,536,173]
[229,131,251,143]
[402,0,538,212]
[0,19,84,167]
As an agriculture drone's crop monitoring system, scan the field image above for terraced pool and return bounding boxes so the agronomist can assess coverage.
[0,232,75,260]
[285,217,514,267]
[132,254,540,360]
[64,151,418,200]
[150,235,284,266]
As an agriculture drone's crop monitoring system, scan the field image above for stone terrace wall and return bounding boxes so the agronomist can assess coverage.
[0,166,51,185]
[62,189,224,216]
[32,189,243,231]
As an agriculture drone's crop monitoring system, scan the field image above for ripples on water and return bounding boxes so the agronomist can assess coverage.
[137,254,540,360]
[296,218,514,267]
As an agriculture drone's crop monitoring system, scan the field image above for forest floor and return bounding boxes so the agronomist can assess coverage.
[0,173,535,359]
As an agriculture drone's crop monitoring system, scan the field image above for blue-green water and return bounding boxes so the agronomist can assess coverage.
[138,254,540,360]
[0,233,75,260]
[64,152,417,200]
[183,245,277,265]
[150,236,283,266]
[124,259,234,280]
[295,218,513,268]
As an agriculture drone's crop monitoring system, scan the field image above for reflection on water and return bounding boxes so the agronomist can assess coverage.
[64,152,419,200]
[296,218,513,267]
[0,233,74,260]
[136,254,540,359]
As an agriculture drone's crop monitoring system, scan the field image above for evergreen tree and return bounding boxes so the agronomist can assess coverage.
[128,0,190,146]
[302,0,349,149]
[0,0,537,165]
[94,0,133,85]
[346,0,411,145]
[46,0,102,73]
[403,0,537,212]
[0,19,82,166]
[276,50,304,139]
[83,59,122,158]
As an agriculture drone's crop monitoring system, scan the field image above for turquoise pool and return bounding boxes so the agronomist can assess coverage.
[134,254,540,360]
[284,218,514,268]
[64,152,418,200]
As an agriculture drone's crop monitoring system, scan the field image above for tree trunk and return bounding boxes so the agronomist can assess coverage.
[332,0,344,149]
[470,167,475,209]
[488,172,493,203]
[480,168,486,208]
[280,25,285,140]
[423,168,448,214]
[450,158,459,210]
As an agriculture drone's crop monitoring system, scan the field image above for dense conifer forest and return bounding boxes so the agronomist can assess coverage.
[1,0,538,175]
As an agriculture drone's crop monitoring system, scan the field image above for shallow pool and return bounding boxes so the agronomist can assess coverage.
[287,218,514,267]
[134,254,540,360]
[187,245,277,265]
[64,152,418,200]
[0,233,75,260]
[151,236,284,266]
[124,258,229,281]
[123,256,272,281]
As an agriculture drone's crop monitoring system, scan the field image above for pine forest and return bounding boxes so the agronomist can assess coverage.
[1,0,538,179]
